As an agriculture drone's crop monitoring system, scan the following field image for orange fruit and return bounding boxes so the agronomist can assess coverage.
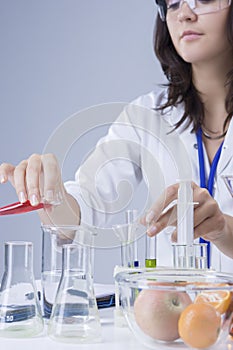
[195,290,231,314]
[178,303,221,349]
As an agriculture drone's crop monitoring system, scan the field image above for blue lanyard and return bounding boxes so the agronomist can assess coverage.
[196,128,224,268]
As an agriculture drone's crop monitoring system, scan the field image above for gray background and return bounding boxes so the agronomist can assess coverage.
[0,0,166,283]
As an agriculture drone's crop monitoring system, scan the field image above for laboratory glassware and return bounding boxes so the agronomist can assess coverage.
[0,241,44,337]
[0,200,50,216]
[47,228,101,343]
[173,242,208,269]
[41,225,74,318]
[115,268,233,349]
[172,180,207,269]
[145,208,157,268]
[41,224,96,318]
[145,235,157,268]
[125,209,139,267]
[113,210,139,327]
[113,210,139,268]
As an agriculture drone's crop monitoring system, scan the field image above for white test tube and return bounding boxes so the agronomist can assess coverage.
[173,180,195,268]
[177,180,194,245]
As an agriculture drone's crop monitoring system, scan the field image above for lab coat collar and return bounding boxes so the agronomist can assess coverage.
[168,102,233,176]
[217,117,233,175]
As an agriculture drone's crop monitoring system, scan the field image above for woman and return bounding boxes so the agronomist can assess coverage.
[145,0,233,266]
[0,0,233,270]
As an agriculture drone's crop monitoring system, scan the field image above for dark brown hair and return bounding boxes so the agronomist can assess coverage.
[153,4,233,133]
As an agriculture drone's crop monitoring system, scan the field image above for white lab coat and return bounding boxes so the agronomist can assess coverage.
[65,90,233,273]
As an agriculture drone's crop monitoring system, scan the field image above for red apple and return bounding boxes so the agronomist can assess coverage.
[134,289,192,341]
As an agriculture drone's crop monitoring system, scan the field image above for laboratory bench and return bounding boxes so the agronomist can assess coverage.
[0,307,232,350]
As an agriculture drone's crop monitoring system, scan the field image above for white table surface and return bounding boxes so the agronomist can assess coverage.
[0,308,232,350]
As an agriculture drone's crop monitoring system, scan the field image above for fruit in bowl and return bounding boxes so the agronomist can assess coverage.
[134,289,192,341]
[178,302,221,349]
[115,269,233,349]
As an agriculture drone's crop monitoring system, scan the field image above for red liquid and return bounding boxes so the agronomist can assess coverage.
[0,200,49,215]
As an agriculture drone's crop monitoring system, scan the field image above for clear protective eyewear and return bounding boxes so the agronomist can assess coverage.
[155,0,231,21]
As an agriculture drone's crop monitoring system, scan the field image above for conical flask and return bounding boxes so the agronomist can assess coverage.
[41,224,96,318]
[48,227,101,343]
[0,241,44,338]
[41,225,74,318]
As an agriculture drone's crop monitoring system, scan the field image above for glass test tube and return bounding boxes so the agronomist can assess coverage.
[145,235,157,268]
[113,210,139,268]
[125,210,139,268]
[172,243,207,269]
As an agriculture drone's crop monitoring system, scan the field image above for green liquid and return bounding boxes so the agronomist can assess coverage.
[145,259,157,268]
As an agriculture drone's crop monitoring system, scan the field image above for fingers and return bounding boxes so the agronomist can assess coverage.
[193,196,225,241]
[146,181,199,224]
[147,206,177,236]
[25,153,63,205]
[194,215,225,241]
[144,183,179,225]
[170,187,225,242]
[193,191,215,228]
[41,154,63,204]
[0,154,63,207]
[25,154,42,205]
[142,181,224,242]
[142,183,180,236]
[0,163,15,185]
[14,160,28,202]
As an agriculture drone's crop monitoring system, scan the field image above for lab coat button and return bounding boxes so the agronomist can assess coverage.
[193,143,198,149]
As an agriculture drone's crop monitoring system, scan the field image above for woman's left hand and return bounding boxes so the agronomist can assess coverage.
[141,182,226,243]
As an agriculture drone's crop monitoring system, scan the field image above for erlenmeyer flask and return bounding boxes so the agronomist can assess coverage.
[0,241,44,338]
[48,227,101,343]
[41,225,73,318]
[41,224,96,319]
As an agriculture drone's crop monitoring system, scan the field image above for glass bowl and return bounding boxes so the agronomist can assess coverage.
[115,268,233,349]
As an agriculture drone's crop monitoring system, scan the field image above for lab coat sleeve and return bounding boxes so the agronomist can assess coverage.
[64,103,144,228]
[64,90,191,228]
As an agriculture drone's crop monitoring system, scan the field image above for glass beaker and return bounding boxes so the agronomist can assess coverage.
[41,224,96,318]
[47,228,101,343]
[0,241,44,338]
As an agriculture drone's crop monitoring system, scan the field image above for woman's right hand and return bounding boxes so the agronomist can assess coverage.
[0,153,65,206]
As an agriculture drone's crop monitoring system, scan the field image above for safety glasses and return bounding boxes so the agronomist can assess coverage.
[155,0,231,21]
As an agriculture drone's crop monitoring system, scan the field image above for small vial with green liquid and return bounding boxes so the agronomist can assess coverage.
[145,235,157,268]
